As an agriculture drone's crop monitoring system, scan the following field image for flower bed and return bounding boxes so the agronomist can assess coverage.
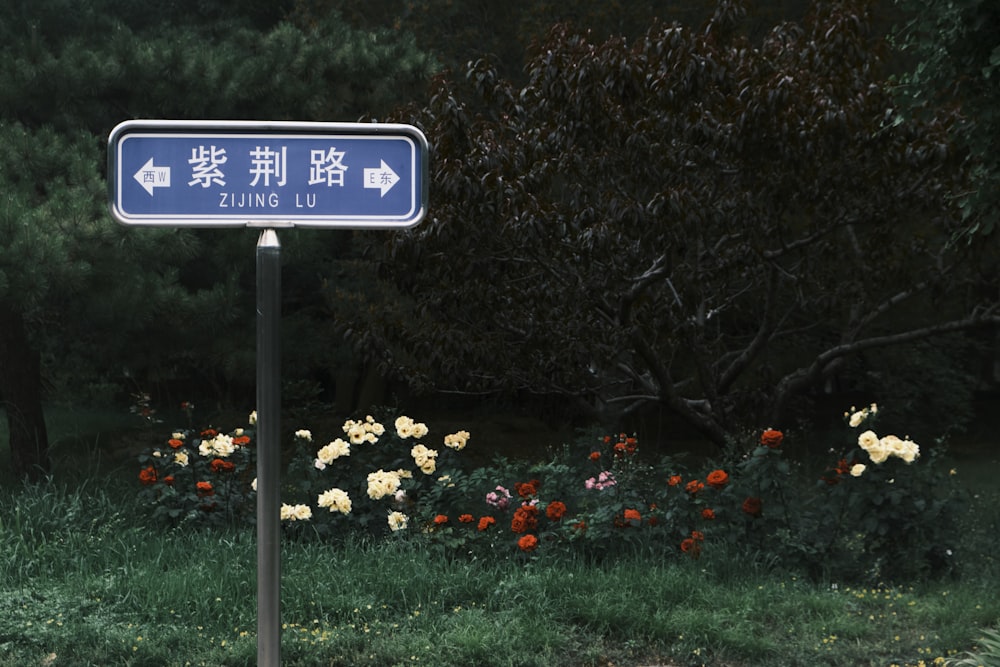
[136,403,964,582]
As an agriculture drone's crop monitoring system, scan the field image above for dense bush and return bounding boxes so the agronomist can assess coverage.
[135,403,964,583]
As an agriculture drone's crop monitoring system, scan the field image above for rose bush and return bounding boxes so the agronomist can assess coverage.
[136,404,963,581]
[136,417,256,527]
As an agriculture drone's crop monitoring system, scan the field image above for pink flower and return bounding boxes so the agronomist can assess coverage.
[486,485,512,509]
[584,471,617,490]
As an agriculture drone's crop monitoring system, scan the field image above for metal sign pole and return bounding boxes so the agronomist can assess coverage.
[256,229,282,667]
[107,119,428,667]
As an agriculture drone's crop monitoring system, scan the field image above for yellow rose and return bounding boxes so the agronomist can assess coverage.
[857,430,879,451]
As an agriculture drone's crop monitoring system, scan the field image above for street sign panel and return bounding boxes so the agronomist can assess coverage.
[108,120,428,228]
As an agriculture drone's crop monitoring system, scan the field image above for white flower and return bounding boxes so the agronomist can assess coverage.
[444,430,470,451]
[171,432,186,440]
[395,416,415,438]
[867,444,891,464]
[295,429,313,442]
[174,451,189,467]
[317,488,352,514]
[410,444,439,474]
[251,478,258,491]
[387,511,408,532]
[848,410,866,428]
[280,504,312,521]
[200,433,235,458]
[366,469,402,500]
[857,430,879,451]
[214,434,236,457]
[249,411,257,425]
[881,434,906,456]
[317,438,351,465]
[412,422,429,439]
[850,464,866,477]
[350,425,368,445]
[899,439,920,463]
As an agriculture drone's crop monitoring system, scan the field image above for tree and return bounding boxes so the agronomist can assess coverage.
[345,0,998,446]
[294,0,818,84]
[0,1,435,479]
[893,0,1000,241]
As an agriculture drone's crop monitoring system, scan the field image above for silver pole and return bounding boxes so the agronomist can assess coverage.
[256,229,282,667]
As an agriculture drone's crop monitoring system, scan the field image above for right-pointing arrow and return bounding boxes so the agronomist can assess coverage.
[363,160,400,197]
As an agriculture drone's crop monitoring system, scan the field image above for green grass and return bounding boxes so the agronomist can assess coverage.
[2,405,999,666]
[1,477,999,667]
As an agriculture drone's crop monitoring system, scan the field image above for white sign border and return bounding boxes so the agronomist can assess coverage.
[108,119,428,229]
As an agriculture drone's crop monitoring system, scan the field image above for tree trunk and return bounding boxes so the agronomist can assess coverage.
[0,301,50,480]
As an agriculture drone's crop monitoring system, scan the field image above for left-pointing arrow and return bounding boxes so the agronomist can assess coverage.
[133,158,171,196]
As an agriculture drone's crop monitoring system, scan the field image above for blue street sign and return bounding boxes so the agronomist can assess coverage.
[108,120,428,228]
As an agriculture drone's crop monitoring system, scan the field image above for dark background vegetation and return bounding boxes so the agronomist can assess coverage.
[0,0,997,480]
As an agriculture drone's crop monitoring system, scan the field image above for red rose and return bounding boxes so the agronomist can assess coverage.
[167,438,184,449]
[546,501,567,521]
[477,516,496,531]
[742,496,763,517]
[685,479,704,495]
[680,538,701,557]
[458,514,474,523]
[200,428,218,438]
[760,429,783,448]
[196,481,214,498]
[667,475,683,487]
[623,508,642,524]
[589,451,601,461]
[139,466,157,485]
[517,534,539,552]
[511,505,539,533]
[515,480,540,498]
[233,435,251,446]
[210,458,235,473]
[701,508,716,520]
[433,514,449,525]
[706,469,729,489]
[834,458,850,475]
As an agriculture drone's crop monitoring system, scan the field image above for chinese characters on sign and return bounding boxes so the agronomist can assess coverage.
[188,145,227,188]
[178,145,354,190]
[110,121,427,228]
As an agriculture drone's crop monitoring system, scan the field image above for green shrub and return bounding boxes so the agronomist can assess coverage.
[133,402,965,582]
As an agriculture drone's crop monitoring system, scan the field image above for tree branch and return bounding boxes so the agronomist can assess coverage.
[772,311,1000,421]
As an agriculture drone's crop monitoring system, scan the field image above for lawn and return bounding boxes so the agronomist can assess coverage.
[1,404,998,666]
